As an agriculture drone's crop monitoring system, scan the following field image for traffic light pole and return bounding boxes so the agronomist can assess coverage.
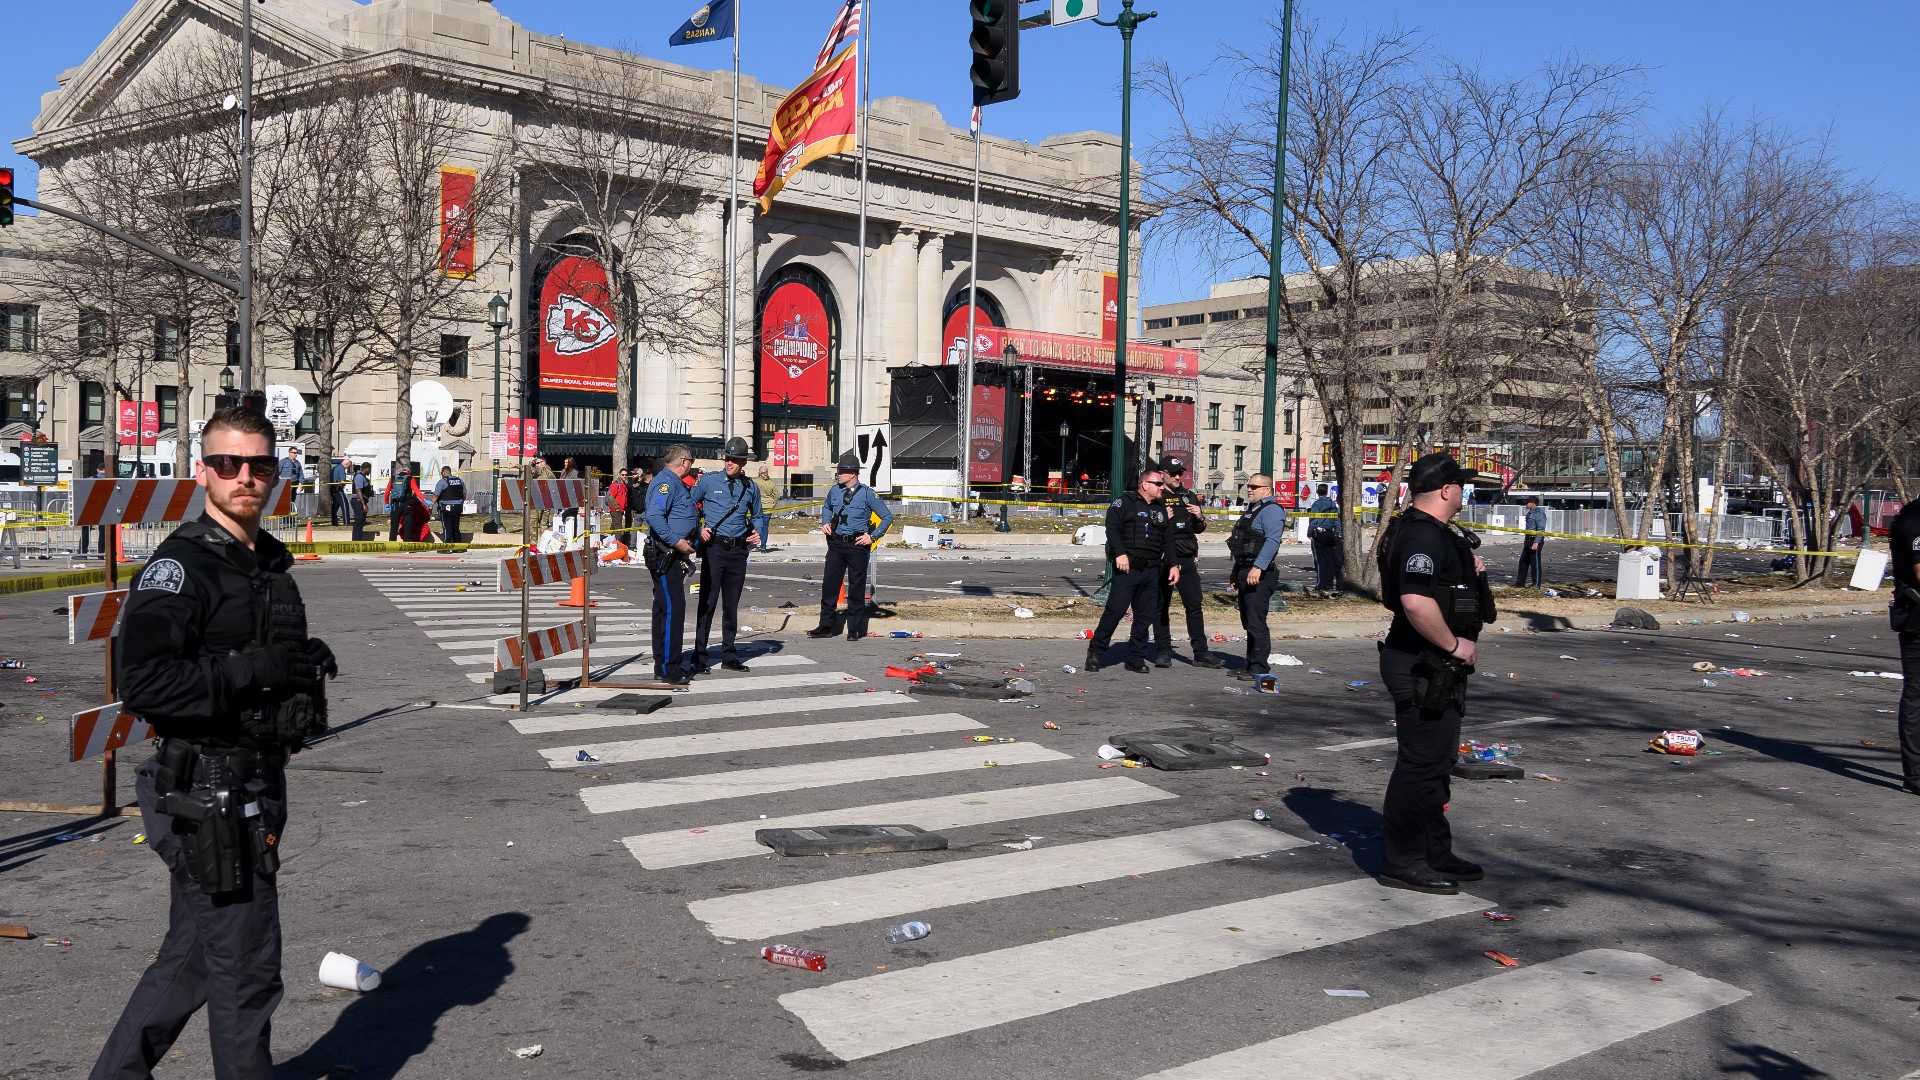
[238,0,256,392]
[15,197,240,293]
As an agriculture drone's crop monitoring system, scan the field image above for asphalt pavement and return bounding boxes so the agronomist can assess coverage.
[1,551,1913,1079]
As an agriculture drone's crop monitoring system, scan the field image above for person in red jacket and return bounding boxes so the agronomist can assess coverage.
[385,463,430,543]
[608,467,633,545]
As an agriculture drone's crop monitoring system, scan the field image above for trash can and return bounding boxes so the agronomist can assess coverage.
[1850,548,1890,591]
[1614,548,1662,601]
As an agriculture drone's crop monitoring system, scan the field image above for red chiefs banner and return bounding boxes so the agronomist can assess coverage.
[117,401,159,448]
[1101,272,1119,343]
[942,303,999,364]
[440,167,477,280]
[1160,400,1195,462]
[759,280,834,407]
[754,46,858,211]
[948,325,1199,381]
[538,255,620,394]
[502,417,539,458]
[770,431,801,467]
[968,384,1006,484]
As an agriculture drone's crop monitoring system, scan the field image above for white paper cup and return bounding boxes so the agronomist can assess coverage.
[318,951,381,992]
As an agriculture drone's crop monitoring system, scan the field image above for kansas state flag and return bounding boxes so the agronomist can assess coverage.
[668,0,736,46]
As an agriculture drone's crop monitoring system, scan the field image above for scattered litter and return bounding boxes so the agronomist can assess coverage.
[1346,681,1369,691]
[1120,759,1144,768]
[1557,654,1577,660]
[0,924,28,939]
[1324,989,1371,998]
[1097,744,1126,760]
[1483,950,1521,967]
[1541,588,1559,597]
[890,631,924,639]
[0,659,22,669]
[42,937,73,948]
[1530,774,1562,782]
[1097,762,1118,769]
[1254,675,1280,695]
[1252,809,1271,822]
[575,750,599,763]
[54,834,81,842]
[340,801,365,808]
[1270,654,1304,667]
[1061,664,1078,674]
[1222,686,1249,696]
[132,833,146,844]
[1043,721,1059,730]
[318,951,382,991]
[761,944,827,971]
[1648,729,1703,756]
[22,676,37,684]
[885,920,932,943]
[1849,671,1905,680]
[512,1045,544,1060]
[1699,679,1719,687]
[1483,910,1515,921]
[1001,839,1035,850]
[1013,607,1035,619]
[1690,661,1716,672]
[1732,610,1753,623]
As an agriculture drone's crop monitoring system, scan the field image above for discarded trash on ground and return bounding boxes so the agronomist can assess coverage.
[762,944,827,971]
[1648,729,1704,756]
[885,920,932,943]
[512,1045,544,1059]
[1270,654,1304,667]
[1252,809,1272,822]
[1483,910,1515,922]
[1483,950,1521,967]
[575,750,599,763]
[1323,989,1371,998]
[1254,675,1280,695]
[318,951,382,992]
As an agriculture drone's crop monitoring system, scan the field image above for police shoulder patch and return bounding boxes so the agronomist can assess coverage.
[1404,553,1436,575]
[1111,499,1123,508]
[139,558,186,594]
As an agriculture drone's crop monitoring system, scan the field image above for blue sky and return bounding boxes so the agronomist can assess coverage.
[6,1,1917,307]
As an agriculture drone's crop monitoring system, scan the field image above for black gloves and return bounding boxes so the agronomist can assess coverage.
[302,637,339,680]
[242,644,320,696]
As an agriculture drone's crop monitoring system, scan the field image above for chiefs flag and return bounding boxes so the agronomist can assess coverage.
[753,46,858,211]
[440,167,477,279]
[538,256,620,393]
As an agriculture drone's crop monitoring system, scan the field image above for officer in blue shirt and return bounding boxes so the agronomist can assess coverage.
[691,437,764,673]
[643,444,701,684]
[808,452,893,641]
[1307,483,1344,594]
[1515,496,1547,588]
[1229,474,1291,677]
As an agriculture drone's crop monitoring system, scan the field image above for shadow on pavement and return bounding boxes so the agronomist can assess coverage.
[277,911,531,1080]
[1280,786,1384,877]
[1714,728,1903,792]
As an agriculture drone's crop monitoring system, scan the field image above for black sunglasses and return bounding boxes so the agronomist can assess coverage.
[202,454,280,480]
[1142,479,1167,487]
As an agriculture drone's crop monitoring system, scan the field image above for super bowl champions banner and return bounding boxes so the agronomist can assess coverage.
[538,255,620,394]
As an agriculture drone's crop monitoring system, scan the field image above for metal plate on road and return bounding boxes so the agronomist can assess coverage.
[755,824,948,857]
[595,693,674,714]
[1110,729,1269,771]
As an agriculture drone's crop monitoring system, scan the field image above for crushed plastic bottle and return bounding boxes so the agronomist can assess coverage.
[885,920,932,944]
[891,631,924,639]
[1252,808,1272,821]
[761,944,827,971]
[1732,610,1753,623]
[1061,664,1078,674]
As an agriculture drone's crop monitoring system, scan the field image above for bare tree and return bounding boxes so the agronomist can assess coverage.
[519,49,723,473]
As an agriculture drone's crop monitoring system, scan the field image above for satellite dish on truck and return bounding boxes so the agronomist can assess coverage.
[411,381,456,433]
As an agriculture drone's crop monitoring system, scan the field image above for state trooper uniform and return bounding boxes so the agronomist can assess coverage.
[691,437,764,673]
[1227,482,1290,676]
[1087,473,1172,674]
[644,466,701,684]
[808,453,893,641]
[1375,453,1496,894]
[92,517,335,1080]
[1889,497,1920,795]
[1153,460,1222,668]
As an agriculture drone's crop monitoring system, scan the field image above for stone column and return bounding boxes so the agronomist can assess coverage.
[884,225,920,371]
[674,198,728,438]
[916,230,947,367]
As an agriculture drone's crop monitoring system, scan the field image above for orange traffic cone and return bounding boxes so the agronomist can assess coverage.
[838,582,848,606]
[556,576,599,608]
[303,520,314,543]
[114,525,136,565]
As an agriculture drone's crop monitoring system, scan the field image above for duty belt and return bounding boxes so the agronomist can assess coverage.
[710,535,753,549]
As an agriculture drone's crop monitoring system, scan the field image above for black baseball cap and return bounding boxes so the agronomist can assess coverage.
[1164,457,1186,474]
[1407,452,1478,494]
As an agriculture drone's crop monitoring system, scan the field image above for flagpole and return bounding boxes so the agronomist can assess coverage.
[723,0,741,444]
[850,0,871,435]
[961,109,981,505]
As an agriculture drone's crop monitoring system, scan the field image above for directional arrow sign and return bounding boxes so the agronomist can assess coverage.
[855,424,892,493]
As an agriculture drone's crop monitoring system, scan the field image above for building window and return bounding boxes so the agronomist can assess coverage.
[1283,448,1295,476]
[1208,444,1221,470]
[227,322,241,368]
[156,385,178,431]
[80,310,108,358]
[0,305,38,352]
[1176,313,1205,326]
[154,319,180,365]
[82,382,105,428]
[1206,403,1220,430]
[1233,446,1246,471]
[1242,308,1265,319]
[1283,407,1294,437]
[294,327,331,371]
[1209,309,1238,322]
[2,387,30,423]
[1232,404,1246,432]
[295,393,318,437]
[1143,317,1172,330]
[440,334,470,378]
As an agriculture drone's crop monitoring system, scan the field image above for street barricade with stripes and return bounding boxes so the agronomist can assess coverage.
[497,548,589,592]
[494,620,595,672]
[69,589,128,643]
[498,478,593,513]
[69,477,293,526]
[69,702,151,763]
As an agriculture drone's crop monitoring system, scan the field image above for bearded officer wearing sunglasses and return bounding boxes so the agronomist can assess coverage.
[1085,462,1178,674]
[91,406,338,1080]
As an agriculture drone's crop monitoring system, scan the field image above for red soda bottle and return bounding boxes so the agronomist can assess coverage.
[761,944,827,972]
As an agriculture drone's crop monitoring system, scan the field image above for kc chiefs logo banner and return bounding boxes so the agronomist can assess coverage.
[753,45,859,211]
[537,254,620,394]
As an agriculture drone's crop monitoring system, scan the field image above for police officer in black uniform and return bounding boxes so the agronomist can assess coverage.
[1152,458,1223,669]
[1375,453,1495,895]
[1086,462,1177,674]
[1888,496,1920,796]
[691,437,764,674]
[92,406,337,1080]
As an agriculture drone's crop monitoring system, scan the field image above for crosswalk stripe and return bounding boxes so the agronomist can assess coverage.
[1134,948,1749,1080]
[487,670,865,704]
[689,819,1305,940]
[622,776,1176,869]
[542,712,985,769]
[511,690,919,736]
[451,648,817,668]
[1318,715,1554,752]
[583,742,1070,814]
[778,877,1487,1061]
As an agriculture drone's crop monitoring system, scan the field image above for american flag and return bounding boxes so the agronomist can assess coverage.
[815,0,862,70]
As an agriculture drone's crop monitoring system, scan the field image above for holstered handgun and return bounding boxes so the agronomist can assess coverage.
[1411,654,1471,717]
[156,752,244,894]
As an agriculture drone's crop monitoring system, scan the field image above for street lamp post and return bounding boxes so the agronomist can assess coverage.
[487,292,509,531]
[1058,420,1071,517]
[1096,0,1156,505]
[1288,373,1306,499]
[1259,0,1295,477]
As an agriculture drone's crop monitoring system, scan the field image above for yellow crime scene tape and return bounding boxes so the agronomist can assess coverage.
[0,563,149,598]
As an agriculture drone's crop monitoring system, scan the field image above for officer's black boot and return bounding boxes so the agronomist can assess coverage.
[1083,650,1102,673]
[1125,658,1152,674]
[1153,648,1174,669]
[1193,651,1225,668]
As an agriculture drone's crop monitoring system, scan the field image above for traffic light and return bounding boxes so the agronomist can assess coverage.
[0,168,14,228]
[969,0,1020,108]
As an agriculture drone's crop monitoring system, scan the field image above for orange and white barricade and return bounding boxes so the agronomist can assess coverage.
[69,477,293,526]
[69,589,128,643]
[70,703,152,763]
[498,478,593,513]
[494,620,594,672]
[497,548,589,591]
